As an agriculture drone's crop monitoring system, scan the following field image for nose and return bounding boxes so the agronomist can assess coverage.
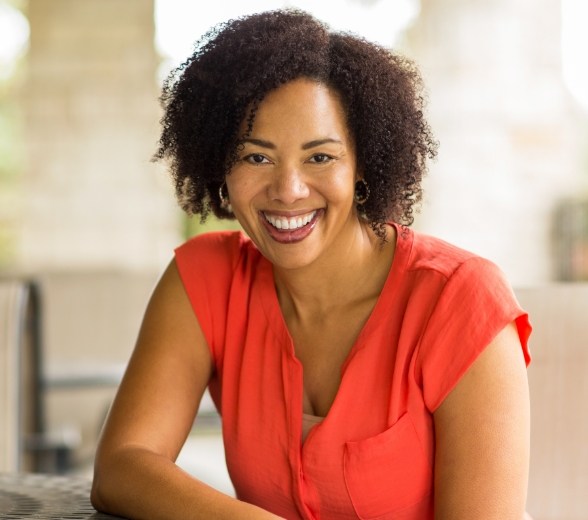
[267,164,310,205]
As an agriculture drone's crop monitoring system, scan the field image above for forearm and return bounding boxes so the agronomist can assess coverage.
[91,446,282,520]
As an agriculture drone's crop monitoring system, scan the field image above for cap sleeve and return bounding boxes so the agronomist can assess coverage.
[416,257,531,412]
[174,231,244,368]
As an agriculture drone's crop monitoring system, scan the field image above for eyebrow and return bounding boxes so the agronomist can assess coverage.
[240,137,343,150]
[301,138,343,150]
[240,138,275,149]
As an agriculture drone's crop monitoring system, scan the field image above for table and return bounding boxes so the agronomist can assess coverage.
[0,473,125,519]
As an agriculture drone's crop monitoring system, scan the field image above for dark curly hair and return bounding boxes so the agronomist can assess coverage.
[154,9,438,237]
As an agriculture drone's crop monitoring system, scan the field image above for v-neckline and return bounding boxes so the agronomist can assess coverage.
[256,223,413,437]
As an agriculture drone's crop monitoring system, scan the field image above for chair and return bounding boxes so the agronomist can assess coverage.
[516,284,588,520]
[0,278,77,474]
[0,279,43,472]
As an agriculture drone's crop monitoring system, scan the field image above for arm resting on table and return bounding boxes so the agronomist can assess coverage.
[91,260,281,520]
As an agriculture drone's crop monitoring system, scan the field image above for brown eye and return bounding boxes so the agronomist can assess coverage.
[309,154,333,164]
[244,153,270,164]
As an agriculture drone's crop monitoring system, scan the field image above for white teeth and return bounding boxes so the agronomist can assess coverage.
[264,211,316,231]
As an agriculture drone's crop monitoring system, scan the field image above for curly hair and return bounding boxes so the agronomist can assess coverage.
[154,9,438,237]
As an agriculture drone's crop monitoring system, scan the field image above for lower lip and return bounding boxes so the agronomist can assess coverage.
[260,210,322,244]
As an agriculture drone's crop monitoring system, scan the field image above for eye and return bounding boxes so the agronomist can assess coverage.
[243,153,270,165]
[308,153,334,164]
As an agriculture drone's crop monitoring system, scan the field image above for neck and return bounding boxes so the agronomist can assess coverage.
[273,222,396,321]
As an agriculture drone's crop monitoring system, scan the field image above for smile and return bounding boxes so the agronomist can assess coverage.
[263,211,317,230]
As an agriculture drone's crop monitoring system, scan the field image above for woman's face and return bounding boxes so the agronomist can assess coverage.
[226,78,360,271]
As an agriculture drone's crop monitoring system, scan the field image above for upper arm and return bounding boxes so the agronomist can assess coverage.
[95,259,214,465]
[433,322,530,519]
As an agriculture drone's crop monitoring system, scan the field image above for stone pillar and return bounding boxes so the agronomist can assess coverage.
[405,0,585,284]
[20,0,181,272]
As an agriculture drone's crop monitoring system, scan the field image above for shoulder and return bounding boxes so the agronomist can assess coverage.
[172,231,262,367]
[404,229,518,315]
[175,230,253,264]
[395,228,509,306]
[405,230,531,411]
[406,229,488,280]
[174,230,261,300]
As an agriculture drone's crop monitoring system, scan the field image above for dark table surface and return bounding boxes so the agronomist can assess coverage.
[0,473,125,519]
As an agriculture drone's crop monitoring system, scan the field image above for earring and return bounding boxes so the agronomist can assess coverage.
[354,179,370,205]
[219,181,233,214]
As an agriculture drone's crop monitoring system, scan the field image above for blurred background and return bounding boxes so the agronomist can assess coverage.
[0,0,587,518]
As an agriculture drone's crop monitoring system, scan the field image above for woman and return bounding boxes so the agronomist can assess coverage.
[91,9,532,520]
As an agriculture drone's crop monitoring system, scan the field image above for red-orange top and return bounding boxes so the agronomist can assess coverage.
[175,224,531,520]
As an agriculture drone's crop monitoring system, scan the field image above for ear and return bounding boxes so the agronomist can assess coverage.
[353,178,370,205]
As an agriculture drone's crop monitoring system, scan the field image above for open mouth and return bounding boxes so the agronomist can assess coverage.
[260,209,322,243]
[263,210,316,230]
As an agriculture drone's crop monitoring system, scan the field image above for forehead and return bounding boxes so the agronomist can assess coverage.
[245,78,350,139]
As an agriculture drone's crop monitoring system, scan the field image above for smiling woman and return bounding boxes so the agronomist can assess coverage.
[92,9,532,520]
[226,80,358,269]
[154,10,436,240]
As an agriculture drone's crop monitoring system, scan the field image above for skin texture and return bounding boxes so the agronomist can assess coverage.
[154,10,438,238]
[227,79,361,273]
[92,78,530,519]
[433,323,530,519]
[226,79,397,416]
[91,262,282,519]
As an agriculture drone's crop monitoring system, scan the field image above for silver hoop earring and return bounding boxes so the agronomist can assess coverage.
[219,181,233,214]
[354,179,370,205]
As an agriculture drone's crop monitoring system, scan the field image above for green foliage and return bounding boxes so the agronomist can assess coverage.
[183,214,242,240]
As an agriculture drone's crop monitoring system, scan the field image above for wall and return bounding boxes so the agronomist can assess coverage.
[19,0,181,273]
[406,0,587,285]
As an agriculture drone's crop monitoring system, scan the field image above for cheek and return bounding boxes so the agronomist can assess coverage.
[226,173,260,206]
[323,167,356,202]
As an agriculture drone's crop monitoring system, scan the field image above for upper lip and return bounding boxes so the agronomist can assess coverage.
[260,209,321,217]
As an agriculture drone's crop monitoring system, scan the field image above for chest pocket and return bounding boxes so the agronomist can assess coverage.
[343,412,432,519]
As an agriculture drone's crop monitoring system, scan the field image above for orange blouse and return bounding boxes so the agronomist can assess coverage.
[175,224,531,520]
